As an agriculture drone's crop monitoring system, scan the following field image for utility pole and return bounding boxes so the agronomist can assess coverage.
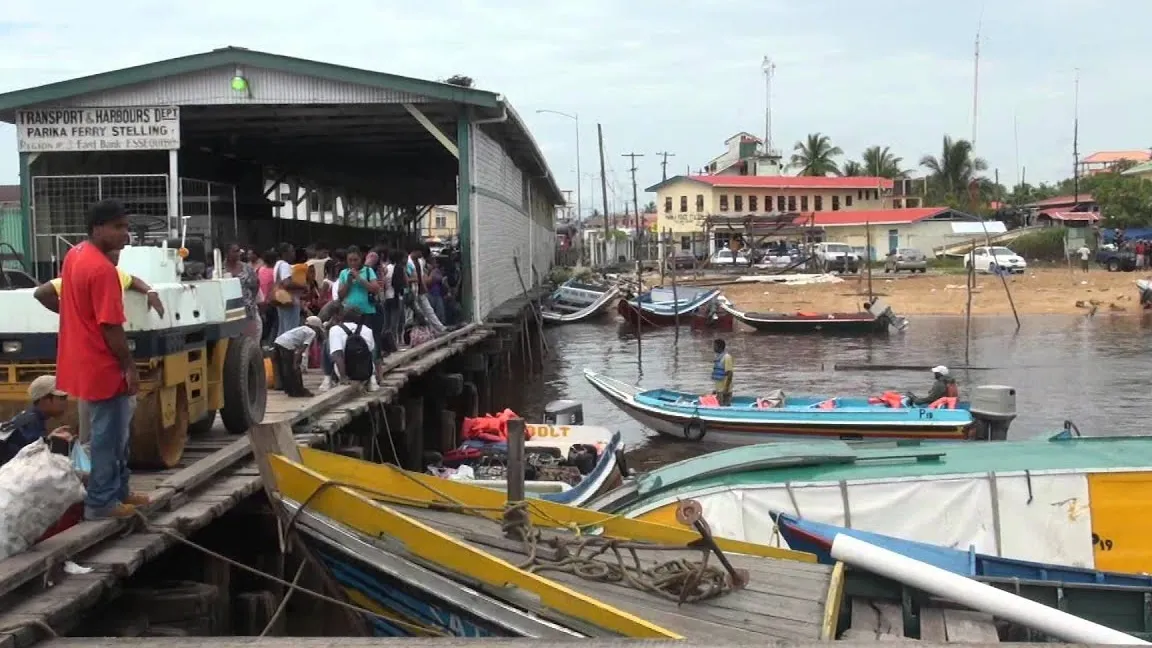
[597,124,610,234]
[622,152,644,233]
[656,151,676,181]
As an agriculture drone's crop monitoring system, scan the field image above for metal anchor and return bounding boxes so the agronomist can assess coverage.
[676,499,750,590]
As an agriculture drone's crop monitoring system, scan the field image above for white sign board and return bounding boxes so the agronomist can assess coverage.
[16,106,181,153]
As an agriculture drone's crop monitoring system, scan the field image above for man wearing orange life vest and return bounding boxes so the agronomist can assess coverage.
[909,365,959,406]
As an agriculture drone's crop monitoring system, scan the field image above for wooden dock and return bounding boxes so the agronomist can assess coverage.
[36,639,1025,648]
[0,324,496,648]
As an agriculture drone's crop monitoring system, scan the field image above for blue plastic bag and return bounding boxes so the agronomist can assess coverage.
[70,442,91,474]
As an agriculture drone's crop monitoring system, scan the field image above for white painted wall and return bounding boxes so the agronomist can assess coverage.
[471,124,554,320]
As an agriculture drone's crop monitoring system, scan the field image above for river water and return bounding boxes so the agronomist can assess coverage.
[498,315,1152,469]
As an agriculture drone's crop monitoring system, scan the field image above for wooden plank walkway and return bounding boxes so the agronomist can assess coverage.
[0,325,493,648]
[37,638,1022,648]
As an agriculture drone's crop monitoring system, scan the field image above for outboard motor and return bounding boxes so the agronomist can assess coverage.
[543,399,584,425]
[867,297,909,332]
[969,385,1017,441]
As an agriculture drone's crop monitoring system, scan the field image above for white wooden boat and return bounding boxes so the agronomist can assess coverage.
[540,279,619,324]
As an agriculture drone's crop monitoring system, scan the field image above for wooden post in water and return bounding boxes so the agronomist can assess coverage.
[503,417,527,539]
[666,228,681,340]
[965,247,975,365]
[635,259,643,367]
[865,221,874,303]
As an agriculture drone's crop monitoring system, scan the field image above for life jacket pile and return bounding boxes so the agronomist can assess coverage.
[460,409,530,444]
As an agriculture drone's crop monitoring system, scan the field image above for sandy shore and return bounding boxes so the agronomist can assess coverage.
[693,267,1148,316]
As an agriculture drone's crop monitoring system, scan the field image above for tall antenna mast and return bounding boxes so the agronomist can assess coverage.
[1073,68,1081,203]
[1013,112,1021,190]
[762,56,776,155]
[971,14,982,149]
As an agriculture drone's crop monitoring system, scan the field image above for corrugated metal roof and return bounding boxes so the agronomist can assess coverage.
[648,174,895,192]
[793,207,950,226]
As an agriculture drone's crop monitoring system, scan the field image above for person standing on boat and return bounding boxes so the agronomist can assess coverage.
[711,339,734,406]
[909,366,958,406]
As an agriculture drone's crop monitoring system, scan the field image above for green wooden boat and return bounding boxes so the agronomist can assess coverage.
[589,430,1152,577]
[843,565,1152,641]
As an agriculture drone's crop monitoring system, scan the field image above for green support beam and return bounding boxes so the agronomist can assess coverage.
[456,110,474,322]
[18,152,33,272]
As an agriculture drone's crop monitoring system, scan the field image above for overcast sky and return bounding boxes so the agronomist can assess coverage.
[1,0,1147,216]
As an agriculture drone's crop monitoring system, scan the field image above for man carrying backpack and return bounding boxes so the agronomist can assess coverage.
[328,306,379,392]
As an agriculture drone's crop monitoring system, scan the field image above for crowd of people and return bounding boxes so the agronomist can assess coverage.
[216,238,464,399]
[0,197,467,525]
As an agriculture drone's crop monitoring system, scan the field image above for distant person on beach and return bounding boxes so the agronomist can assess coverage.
[908,366,959,406]
[711,338,734,406]
[1077,244,1092,273]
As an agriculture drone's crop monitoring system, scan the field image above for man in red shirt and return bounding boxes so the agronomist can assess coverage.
[58,199,148,520]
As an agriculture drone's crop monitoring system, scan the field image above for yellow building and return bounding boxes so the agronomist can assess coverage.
[422,205,458,240]
[646,175,926,237]
[1121,161,1152,182]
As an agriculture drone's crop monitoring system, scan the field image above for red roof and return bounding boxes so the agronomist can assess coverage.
[1039,210,1100,222]
[686,175,895,190]
[1029,194,1095,208]
[792,207,949,227]
[1082,150,1151,165]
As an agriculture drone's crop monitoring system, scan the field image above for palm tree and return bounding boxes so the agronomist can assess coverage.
[791,133,843,176]
[861,146,908,179]
[919,136,988,196]
[841,160,864,177]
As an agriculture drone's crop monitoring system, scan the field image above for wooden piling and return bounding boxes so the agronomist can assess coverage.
[502,417,527,539]
[403,395,425,470]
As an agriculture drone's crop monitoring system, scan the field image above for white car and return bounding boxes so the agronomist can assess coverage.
[813,242,861,273]
[709,248,751,266]
[964,246,1027,274]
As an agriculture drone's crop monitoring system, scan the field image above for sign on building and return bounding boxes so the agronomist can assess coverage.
[16,106,181,153]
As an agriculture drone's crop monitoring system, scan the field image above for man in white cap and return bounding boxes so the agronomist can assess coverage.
[908,365,959,406]
[0,375,73,466]
[272,315,325,398]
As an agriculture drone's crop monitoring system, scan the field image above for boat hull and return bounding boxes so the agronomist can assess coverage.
[583,370,971,446]
[456,431,626,507]
[722,301,890,335]
[774,511,1152,588]
[284,502,574,638]
[540,284,619,325]
[616,287,720,328]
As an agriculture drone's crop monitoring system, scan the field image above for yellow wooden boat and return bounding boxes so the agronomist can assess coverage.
[249,422,846,640]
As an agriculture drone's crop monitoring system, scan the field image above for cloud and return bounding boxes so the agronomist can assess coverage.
[0,0,1149,214]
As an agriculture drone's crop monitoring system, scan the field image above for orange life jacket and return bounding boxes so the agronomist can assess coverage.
[698,394,720,407]
[929,396,959,410]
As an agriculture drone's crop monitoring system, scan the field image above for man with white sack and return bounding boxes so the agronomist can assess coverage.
[0,376,86,558]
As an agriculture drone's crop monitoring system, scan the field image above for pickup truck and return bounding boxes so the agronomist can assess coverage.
[1096,248,1137,272]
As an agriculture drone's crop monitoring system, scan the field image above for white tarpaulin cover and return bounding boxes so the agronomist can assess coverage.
[631,470,1101,568]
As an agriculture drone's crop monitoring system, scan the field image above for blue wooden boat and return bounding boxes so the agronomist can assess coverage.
[616,286,720,327]
[540,279,619,324]
[583,369,974,445]
[772,511,1152,588]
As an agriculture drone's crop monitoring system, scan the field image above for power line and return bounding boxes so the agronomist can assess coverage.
[655,151,676,181]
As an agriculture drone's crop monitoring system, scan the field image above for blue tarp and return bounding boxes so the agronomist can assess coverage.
[1101,227,1152,243]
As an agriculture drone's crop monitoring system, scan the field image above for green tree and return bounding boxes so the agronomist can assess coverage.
[790,133,843,176]
[919,136,988,205]
[643,201,657,213]
[1084,172,1152,228]
[840,160,864,176]
[861,145,908,178]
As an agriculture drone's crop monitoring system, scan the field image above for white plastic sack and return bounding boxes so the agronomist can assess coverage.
[0,441,86,560]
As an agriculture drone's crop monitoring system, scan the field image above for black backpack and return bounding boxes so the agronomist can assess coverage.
[338,323,374,381]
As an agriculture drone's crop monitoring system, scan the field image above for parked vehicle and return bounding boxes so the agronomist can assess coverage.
[884,248,928,273]
[708,248,751,267]
[963,246,1027,274]
[668,249,697,270]
[813,242,860,273]
[1096,246,1137,272]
